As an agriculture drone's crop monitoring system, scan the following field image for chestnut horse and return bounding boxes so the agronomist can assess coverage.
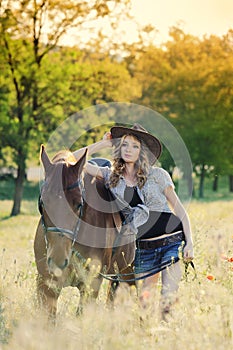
[34,145,135,319]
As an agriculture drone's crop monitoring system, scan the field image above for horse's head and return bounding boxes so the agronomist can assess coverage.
[40,145,87,276]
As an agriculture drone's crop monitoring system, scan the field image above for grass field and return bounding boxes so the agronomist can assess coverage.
[0,180,233,349]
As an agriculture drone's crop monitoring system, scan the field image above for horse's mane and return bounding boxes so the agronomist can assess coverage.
[50,151,115,207]
[52,150,77,165]
[47,150,81,192]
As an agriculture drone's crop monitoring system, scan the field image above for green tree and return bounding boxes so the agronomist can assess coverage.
[0,0,132,215]
[165,29,233,197]
[134,27,233,197]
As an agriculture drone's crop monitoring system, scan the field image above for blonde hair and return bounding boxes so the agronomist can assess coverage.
[109,135,150,189]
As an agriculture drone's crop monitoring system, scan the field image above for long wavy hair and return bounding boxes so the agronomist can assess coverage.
[109,134,150,189]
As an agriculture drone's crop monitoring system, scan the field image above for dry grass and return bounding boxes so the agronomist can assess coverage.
[0,200,232,349]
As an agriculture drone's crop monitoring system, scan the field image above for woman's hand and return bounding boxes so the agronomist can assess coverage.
[103,132,112,140]
[183,240,194,262]
[103,132,113,146]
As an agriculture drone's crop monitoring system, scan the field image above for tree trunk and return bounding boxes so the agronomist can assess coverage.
[188,176,193,197]
[229,175,233,192]
[199,164,205,198]
[11,153,26,216]
[212,175,218,191]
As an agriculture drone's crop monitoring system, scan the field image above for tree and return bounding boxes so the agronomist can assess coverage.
[166,30,233,197]
[0,0,132,215]
[133,27,233,197]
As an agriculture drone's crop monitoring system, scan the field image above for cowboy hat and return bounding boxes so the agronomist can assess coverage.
[110,123,162,164]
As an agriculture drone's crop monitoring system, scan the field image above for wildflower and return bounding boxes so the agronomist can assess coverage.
[220,254,228,260]
[207,274,215,281]
[139,290,151,307]
[141,290,151,299]
[220,254,233,262]
[140,290,150,303]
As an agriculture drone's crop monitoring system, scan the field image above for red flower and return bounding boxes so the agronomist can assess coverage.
[207,274,215,281]
[220,254,233,262]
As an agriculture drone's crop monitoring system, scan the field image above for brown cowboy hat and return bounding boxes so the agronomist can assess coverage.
[110,123,162,164]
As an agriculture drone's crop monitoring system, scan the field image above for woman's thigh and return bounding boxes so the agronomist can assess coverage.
[161,261,182,295]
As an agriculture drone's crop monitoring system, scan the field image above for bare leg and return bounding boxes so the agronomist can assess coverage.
[137,273,160,307]
[160,261,182,321]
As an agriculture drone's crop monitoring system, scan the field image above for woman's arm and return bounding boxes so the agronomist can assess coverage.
[164,186,194,261]
[73,137,112,178]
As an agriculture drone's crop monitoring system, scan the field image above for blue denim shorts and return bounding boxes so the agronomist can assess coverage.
[134,241,183,275]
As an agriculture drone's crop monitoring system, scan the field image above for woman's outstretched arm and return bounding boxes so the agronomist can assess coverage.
[73,137,112,178]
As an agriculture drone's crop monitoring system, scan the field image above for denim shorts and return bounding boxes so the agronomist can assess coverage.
[134,241,183,275]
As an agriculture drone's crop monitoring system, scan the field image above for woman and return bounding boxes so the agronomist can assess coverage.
[73,123,194,320]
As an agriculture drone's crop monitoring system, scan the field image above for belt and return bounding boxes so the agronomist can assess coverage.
[136,232,185,249]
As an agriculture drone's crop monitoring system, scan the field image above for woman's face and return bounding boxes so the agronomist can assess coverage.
[120,135,141,164]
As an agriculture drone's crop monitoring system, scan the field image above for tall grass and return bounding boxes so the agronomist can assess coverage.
[0,184,233,349]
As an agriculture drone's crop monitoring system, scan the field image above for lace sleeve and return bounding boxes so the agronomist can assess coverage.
[153,167,174,192]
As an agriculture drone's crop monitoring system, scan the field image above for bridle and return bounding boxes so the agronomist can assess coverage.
[39,178,85,249]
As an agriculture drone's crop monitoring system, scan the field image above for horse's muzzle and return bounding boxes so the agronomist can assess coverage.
[47,257,69,274]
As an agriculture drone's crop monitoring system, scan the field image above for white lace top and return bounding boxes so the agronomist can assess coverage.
[100,166,174,231]
[141,167,174,212]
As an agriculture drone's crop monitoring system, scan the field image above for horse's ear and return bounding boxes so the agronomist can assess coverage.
[72,148,88,177]
[40,144,52,173]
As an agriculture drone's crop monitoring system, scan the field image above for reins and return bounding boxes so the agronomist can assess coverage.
[98,259,196,282]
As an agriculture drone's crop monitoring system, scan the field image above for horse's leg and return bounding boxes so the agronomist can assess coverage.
[120,264,136,286]
[76,284,84,316]
[106,277,119,304]
[106,239,137,304]
[90,275,103,299]
[76,280,90,316]
[75,274,103,316]
[106,264,137,304]
[36,275,60,321]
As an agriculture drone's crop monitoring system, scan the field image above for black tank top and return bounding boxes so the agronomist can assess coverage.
[124,186,183,239]
[124,186,143,207]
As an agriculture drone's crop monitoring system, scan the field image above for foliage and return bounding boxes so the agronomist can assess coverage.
[133,28,233,197]
[0,0,135,215]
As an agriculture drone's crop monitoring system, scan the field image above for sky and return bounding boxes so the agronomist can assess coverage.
[62,0,233,47]
[128,0,233,44]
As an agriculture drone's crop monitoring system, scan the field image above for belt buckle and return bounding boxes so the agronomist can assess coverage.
[161,238,167,246]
